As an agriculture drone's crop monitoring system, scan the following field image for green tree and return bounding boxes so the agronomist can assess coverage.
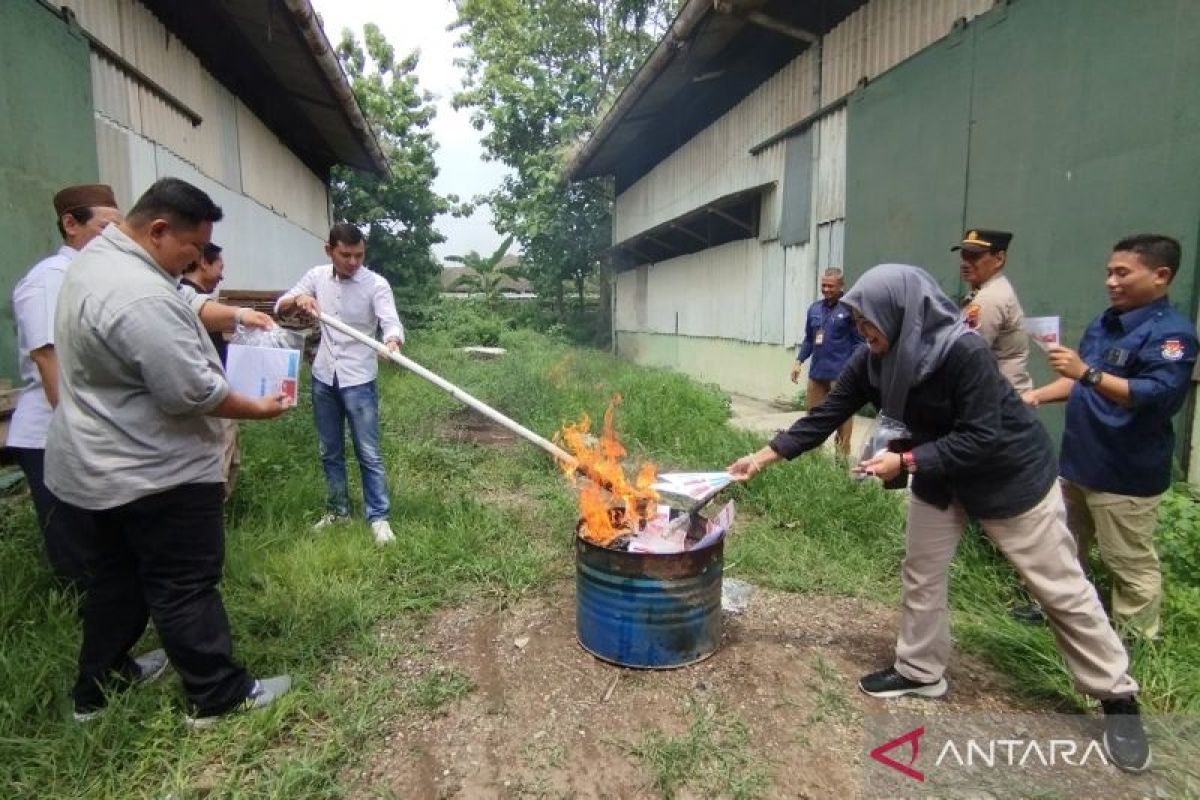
[446,235,520,307]
[451,0,677,327]
[330,24,462,310]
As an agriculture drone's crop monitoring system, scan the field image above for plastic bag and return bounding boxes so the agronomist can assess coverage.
[721,578,756,614]
[853,413,913,489]
[230,322,304,350]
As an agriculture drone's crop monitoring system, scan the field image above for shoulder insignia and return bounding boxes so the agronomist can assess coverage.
[1161,339,1184,361]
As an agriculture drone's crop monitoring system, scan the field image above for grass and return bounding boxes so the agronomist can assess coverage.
[623,697,771,800]
[1,321,1198,797]
[808,655,859,725]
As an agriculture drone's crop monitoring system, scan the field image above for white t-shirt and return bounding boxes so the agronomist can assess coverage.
[6,246,76,449]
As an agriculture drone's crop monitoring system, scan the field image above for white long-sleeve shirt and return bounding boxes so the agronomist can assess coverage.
[276,264,404,388]
[7,245,76,449]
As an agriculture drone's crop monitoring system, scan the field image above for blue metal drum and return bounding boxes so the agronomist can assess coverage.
[575,531,723,668]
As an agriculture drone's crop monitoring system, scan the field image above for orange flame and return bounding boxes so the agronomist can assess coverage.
[557,396,659,546]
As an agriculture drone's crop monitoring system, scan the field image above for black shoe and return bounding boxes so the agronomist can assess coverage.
[1101,697,1152,774]
[1009,604,1046,625]
[858,666,948,699]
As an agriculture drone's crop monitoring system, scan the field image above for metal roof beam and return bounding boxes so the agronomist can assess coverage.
[671,223,709,246]
[708,205,754,234]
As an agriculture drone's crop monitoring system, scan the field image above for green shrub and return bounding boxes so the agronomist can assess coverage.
[1158,483,1200,586]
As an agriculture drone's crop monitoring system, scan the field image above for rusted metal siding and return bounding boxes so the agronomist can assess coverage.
[821,0,993,102]
[613,49,818,243]
[62,0,328,237]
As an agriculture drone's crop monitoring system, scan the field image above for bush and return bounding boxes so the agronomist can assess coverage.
[1158,483,1200,586]
[422,299,507,347]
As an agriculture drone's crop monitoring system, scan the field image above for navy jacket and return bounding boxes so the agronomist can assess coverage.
[797,299,863,381]
[771,336,1058,520]
[1061,296,1198,496]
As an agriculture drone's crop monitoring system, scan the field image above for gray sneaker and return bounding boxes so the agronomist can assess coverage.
[132,648,170,685]
[72,649,171,722]
[185,675,292,729]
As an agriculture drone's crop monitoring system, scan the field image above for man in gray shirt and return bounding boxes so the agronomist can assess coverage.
[46,178,291,726]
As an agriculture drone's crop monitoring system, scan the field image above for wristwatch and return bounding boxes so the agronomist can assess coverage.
[901,451,917,474]
[1080,367,1104,387]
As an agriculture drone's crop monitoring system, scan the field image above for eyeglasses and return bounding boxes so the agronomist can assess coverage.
[960,250,990,262]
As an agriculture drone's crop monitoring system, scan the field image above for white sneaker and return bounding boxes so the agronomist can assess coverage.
[185,674,292,729]
[313,512,349,531]
[370,520,395,544]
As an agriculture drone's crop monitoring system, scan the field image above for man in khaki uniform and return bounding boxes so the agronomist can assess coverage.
[955,229,1043,624]
[954,229,1032,393]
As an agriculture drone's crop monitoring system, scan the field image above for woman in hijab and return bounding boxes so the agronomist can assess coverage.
[728,264,1150,773]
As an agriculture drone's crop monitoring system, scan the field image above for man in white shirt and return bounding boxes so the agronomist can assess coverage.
[7,184,123,588]
[276,223,403,544]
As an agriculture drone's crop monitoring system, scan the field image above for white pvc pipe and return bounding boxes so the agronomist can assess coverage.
[316,313,578,468]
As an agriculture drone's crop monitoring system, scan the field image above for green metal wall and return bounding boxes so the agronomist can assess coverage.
[0,1,98,381]
[845,0,1200,463]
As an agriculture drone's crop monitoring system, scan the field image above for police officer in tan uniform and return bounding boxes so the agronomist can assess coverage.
[955,229,1032,393]
[955,229,1042,624]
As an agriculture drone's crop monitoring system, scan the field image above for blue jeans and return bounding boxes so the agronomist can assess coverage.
[312,376,390,522]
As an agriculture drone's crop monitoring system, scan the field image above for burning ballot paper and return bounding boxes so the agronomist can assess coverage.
[225,344,301,404]
[651,472,733,504]
[557,396,660,547]
[1022,316,1061,351]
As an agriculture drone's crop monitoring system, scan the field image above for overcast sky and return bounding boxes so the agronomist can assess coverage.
[309,0,510,264]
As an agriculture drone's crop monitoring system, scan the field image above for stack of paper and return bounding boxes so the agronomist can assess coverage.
[689,500,736,551]
[629,505,687,554]
[225,344,301,404]
[651,471,733,503]
[627,499,738,554]
[1022,316,1060,352]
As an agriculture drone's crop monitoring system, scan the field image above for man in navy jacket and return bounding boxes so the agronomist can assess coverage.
[791,268,864,456]
[1025,234,1198,642]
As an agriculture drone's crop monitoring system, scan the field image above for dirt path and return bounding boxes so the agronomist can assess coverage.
[347,579,1146,799]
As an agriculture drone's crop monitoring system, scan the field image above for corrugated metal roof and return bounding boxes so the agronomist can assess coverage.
[126,0,387,177]
[565,0,871,190]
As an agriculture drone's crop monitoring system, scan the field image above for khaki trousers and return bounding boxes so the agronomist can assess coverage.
[1061,480,1163,640]
[807,378,854,456]
[221,420,241,501]
[895,486,1137,700]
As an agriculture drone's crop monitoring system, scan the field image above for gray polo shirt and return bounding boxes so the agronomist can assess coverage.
[45,225,230,510]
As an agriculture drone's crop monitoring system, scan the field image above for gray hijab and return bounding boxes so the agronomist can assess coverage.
[840,264,971,420]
